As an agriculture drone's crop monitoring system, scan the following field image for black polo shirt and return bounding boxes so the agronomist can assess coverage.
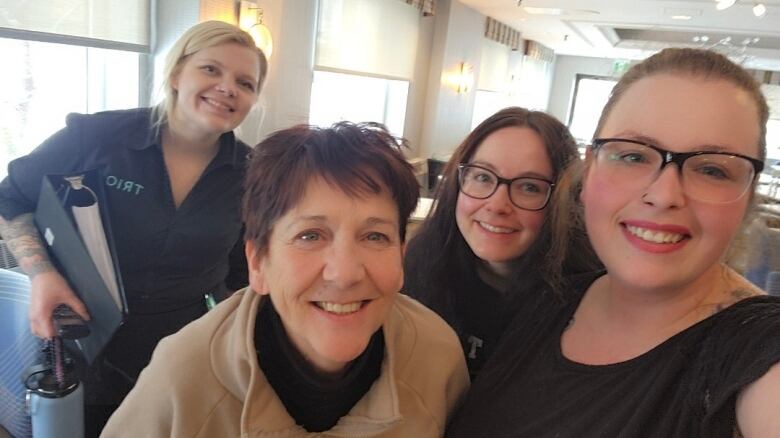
[0,108,251,314]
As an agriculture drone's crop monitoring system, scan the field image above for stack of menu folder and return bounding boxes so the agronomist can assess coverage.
[34,169,126,365]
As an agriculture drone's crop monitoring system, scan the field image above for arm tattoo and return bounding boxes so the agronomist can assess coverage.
[0,213,54,278]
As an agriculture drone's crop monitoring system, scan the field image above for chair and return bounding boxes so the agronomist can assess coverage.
[744,214,780,292]
[0,267,39,437]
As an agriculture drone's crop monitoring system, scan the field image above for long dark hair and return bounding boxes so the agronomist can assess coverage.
[403,107,598,329]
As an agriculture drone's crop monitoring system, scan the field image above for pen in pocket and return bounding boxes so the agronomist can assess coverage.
[204,293,217,311]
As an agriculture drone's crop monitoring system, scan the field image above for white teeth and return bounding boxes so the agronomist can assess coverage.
[626,225,684,244]
[478,221,515,234]
[204,97,232,111]
[316,301,363,315]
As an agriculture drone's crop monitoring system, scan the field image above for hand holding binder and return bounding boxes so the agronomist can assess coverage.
[34,170,127,365]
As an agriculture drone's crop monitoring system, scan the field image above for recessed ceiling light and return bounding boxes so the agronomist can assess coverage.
[672,15,692,20]
[523,7,566,15]
[716,0,736,11]
[521,7,600,16]
[753,3,767,17]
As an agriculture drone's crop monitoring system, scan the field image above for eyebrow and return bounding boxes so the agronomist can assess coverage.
[365,217,399,230]
[469,160,552,180]
[608,131,735,154]
[284,215,399,230]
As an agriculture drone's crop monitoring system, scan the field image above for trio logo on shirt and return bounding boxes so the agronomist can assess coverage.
[105,175,144,195]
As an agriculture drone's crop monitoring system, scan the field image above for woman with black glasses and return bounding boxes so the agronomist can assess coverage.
[403,107,599,379]
[447,48,780,437]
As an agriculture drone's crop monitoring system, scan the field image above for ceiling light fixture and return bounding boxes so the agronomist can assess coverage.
[716,0,737,10]
[753,2,767,17]
[523,7,566,16]
[671,15,692,20]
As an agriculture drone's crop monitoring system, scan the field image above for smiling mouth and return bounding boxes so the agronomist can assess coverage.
[625,224,687,244]
[314,300,367,315]
[478,221,517,234]
[202,96,235,113]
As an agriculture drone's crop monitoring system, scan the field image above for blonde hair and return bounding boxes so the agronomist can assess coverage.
[154,20,269,127]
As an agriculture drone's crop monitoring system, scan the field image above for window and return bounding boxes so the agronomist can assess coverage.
[568,75,618,143]
[0,38,139,178]
[309,70,408,137]
[310,0,420,139]
[767,118,780,162]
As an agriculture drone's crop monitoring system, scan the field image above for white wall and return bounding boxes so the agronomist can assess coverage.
[419,0,484,160]
[547,55,618,124]
[236,0,318,146]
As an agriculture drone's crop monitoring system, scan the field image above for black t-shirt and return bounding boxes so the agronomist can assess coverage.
[447,272,780,438]
[0,108,251,403]
[404,260,514,380]
[0,108,249,312]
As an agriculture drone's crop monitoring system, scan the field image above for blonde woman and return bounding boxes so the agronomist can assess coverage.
[0,21,267,435]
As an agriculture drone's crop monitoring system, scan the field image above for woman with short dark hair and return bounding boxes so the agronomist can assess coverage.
[102,122,469,437]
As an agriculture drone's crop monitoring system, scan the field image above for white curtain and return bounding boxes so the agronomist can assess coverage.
[478,38,510,92]
[315,0,420,80]
[514,56,554,111]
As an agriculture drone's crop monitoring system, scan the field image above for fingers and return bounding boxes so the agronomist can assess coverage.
[29,304,57,339]
[64,295,90,321]
[28,271,90,338]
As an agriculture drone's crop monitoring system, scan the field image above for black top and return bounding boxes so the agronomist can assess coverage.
[447,272,780,438]
[255,298,384,432]
[404,250,519,379]
[0,108,250,312]
[0,108,251,404]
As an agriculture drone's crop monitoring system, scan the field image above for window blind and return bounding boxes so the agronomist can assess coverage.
[0,0,150,50]
[478,38,510,92]
[315,0,419,80]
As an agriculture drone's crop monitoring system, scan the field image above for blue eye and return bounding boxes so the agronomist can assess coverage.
[298,231,320,241]
[693,164,730,181]
[607,151,651,165]
[366,232,389,242]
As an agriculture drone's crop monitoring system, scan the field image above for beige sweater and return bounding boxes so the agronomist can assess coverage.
[101,288,469,437]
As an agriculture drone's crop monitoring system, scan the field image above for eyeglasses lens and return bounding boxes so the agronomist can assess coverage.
[459,165,551,210]
[596,141,756,203]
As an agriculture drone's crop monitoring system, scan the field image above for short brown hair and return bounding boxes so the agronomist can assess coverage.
[242,123,420,253]
[594,48,768,162]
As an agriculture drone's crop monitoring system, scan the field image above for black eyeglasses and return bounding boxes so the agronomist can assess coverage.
[590,138,764,203]
[457,164,554,211]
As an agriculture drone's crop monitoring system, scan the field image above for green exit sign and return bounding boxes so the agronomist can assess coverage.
[613,60,631,76]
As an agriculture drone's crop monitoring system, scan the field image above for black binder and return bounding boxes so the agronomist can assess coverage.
[34,170,126,365]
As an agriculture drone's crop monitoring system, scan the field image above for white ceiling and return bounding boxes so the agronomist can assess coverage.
[459,0,780,70]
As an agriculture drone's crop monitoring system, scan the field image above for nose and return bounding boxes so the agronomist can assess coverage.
[215,80,237,98]
[641,164,687,209]
[485,183,514,214]
[322,238,366,288]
